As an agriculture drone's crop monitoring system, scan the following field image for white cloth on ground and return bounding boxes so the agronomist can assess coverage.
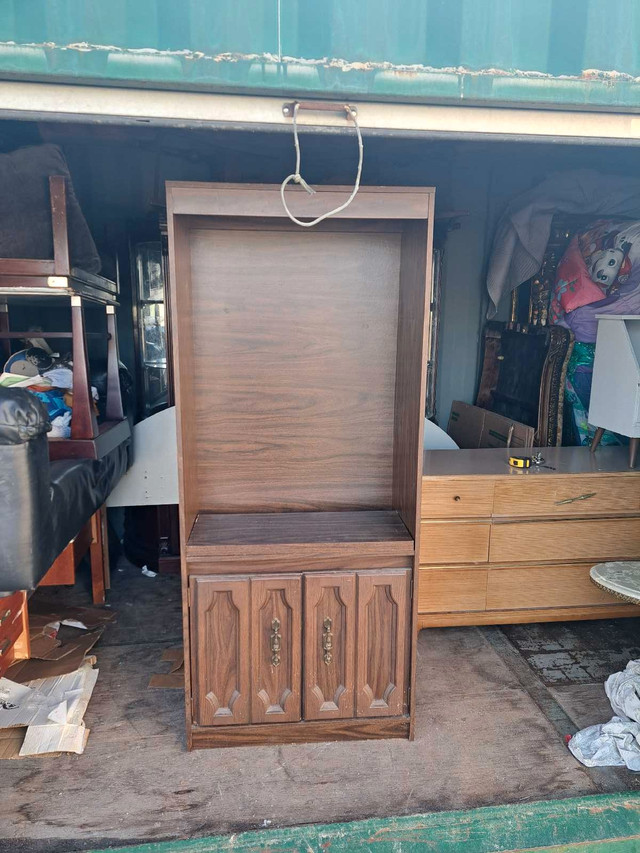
[606,659,640,723]
[569,658,640,771]
[568,716,640,771]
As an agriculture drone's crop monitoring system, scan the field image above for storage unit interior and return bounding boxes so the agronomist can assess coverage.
[1,116,639,848]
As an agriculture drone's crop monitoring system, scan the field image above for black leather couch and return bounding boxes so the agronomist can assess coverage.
[0,370,132,594]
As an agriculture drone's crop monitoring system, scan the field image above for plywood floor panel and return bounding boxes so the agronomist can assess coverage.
[1,563,638,853]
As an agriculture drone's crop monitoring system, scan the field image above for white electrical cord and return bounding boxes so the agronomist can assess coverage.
[280,102,364,227]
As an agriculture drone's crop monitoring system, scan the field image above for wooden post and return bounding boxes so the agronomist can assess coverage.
[590,426,605,453]
[0,302,10,363]
[70,295,98,440]
[90,506,110,605]
[105,305,124,421]
[49,175,71,277]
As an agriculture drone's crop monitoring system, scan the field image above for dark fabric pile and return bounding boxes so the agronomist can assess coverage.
[0,143,100,273]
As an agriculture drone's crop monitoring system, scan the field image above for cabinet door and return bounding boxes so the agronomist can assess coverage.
[251,575,302,723]
[304,573,356,720]
[356,570,410,718]
[190,576,250,726]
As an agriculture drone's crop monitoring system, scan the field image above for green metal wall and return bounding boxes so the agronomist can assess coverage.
[1,0,640,110]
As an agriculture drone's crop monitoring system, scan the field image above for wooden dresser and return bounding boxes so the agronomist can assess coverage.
[419,446,640,627]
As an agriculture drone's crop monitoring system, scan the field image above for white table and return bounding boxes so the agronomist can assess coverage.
[590,562,640,605]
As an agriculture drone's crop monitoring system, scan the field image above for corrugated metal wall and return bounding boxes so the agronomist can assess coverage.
[1,0,639,109]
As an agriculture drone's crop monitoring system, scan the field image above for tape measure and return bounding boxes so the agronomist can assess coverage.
[508,453,556,470]
[508,455,532,469]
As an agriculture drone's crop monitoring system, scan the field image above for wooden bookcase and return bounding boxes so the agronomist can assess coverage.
[166,183,435,749]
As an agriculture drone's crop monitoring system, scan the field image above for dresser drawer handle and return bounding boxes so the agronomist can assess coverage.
[555,492,597,505]
[453,495,461,502]
[0,638,10,657]
[0,609,11,626]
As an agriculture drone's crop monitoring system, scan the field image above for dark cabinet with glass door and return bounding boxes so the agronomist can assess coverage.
[132,241,169,417]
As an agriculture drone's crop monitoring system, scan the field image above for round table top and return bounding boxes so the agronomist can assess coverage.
[590,562,640,604]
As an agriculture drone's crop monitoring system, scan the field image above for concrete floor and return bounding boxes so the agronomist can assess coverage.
[1,562,638,853]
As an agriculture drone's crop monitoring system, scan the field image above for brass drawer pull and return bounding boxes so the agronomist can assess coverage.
[322,617,333,665]
[0,609,11,626]
[555,492,597,505]
[270,618,281,667]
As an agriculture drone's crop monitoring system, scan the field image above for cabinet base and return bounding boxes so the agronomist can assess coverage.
[190,716,410,749]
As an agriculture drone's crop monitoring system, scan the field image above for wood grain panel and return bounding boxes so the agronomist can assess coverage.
[356,570,410,718]
[486,563,629,610]
[418,567,488,613]
[189,225,402,513]
[304,573,356,721]
[191,716,410,748]
[251,575,301,724]
[490,518,640,564]
[420,522,490,564]
[493,476,640,518]
[421,478,495,519]
[190,577,250,727]
[167,182,433,220]
[187,555,412,573]
[418,603,640,628]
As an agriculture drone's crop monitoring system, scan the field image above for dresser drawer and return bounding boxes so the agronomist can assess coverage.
[493,475,640,518]
[418,567,487,613]
[421,479,494,519]
[420,522,490,564]
[490,518,640,564]
[486,563,624,610]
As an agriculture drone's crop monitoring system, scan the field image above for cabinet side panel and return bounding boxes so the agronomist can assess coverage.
[391,196,434,739]
[167,197,199,746]
[392,216,433,536]
[166,210,197,540]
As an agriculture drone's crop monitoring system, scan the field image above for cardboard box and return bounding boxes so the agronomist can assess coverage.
[447,401,535,450]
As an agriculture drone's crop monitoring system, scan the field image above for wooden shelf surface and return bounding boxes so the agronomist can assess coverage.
[186,510,414,559]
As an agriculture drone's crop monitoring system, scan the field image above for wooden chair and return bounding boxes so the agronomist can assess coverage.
[0,176,129,460]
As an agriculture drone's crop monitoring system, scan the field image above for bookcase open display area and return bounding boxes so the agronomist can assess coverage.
[167,183,435,749]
